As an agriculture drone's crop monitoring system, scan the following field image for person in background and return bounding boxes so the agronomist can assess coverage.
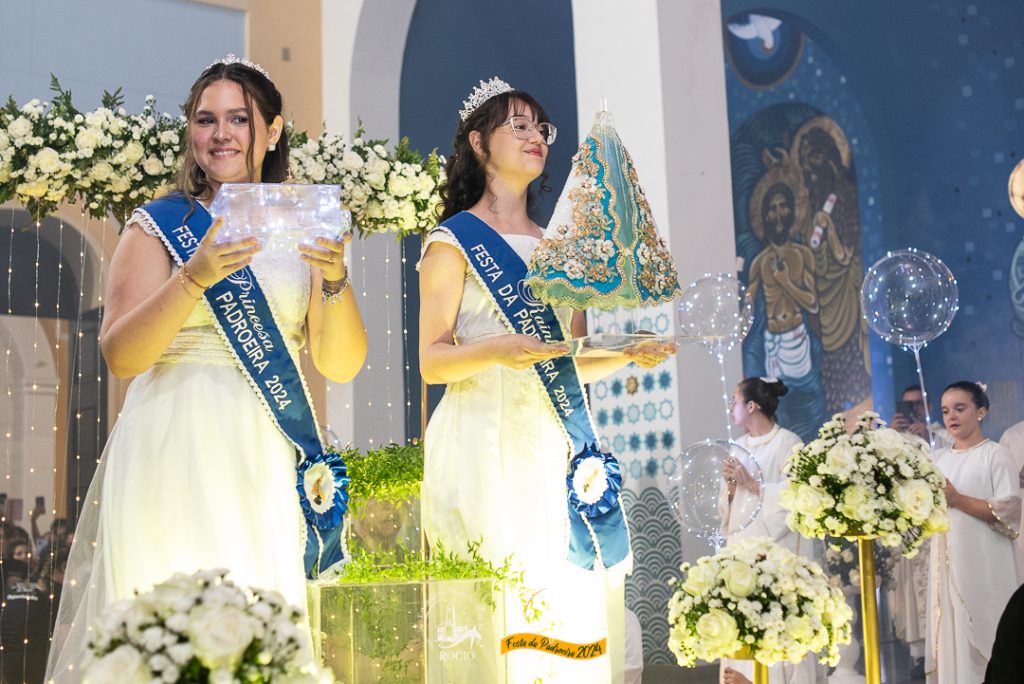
[719,376,822,684]
[926,381,1021,683]
[0,559,51,684]
[999,419,1024,574]
[890,384,952,448]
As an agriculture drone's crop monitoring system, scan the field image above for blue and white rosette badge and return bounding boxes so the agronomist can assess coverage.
[298,451,351,574]
[567,444,629,572]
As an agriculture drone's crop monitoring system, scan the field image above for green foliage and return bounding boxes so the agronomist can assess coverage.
[343,442,423,514]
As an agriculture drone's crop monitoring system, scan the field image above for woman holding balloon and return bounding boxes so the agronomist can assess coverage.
[719,376,822,684]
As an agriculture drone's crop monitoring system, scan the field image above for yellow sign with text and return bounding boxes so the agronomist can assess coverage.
[500,633,607,660]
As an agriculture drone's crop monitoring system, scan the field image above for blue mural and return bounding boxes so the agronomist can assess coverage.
[723,0,1024,437]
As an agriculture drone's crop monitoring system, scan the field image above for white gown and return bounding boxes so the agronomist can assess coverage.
[420,230,624,684]
[719,426,824,684]
[926,440,1022,684]
[47,215,310,682]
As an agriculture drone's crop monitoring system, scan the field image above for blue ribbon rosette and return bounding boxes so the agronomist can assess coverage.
[296,450,350,577]
[566,444,630,570]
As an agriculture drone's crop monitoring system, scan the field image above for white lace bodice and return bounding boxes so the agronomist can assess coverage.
[131,208,311,366]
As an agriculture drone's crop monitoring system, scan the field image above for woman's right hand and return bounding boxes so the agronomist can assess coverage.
[494,334,568,371]
[183,218,262,288]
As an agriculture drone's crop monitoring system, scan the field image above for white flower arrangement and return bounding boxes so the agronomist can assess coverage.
[1,79,443,236]
[780,412,949,557]
[83,569,333,684]
[288,125,444,239]
[667,537,852,668]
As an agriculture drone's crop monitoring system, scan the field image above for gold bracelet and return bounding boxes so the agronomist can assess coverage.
[181,264,205,291]
[177,269,203,301]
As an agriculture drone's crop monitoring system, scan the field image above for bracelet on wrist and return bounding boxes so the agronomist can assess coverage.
[177,269,203,301]
[180,264,205,291]
[322,273,350,305]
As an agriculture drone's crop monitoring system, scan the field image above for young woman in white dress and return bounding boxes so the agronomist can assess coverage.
[418,80,671,683]
[47,58,367,681]
[926,381,1021,683]
[719,377,822,684]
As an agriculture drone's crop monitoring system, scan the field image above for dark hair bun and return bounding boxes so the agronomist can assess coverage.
[737,377,788,420]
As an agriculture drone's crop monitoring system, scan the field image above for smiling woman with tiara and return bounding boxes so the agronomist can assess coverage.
[418,76,674,684]
[46,55,367,681]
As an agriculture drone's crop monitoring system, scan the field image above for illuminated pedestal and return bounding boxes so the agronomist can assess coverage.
[308,578,506,684]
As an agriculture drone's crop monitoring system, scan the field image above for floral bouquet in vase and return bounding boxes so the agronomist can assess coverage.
[83,570,332,684]
[667,537,852,668]
[780,412,948,556]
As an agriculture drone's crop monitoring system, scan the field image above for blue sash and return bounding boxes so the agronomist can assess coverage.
[438,212,632,573]
[139,194,349,579]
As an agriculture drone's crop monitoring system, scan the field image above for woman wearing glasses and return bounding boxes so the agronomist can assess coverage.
[418,79,669,683]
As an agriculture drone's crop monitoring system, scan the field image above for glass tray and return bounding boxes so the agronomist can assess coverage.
[208,182,351,250]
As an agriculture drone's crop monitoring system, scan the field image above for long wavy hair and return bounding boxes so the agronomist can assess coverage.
[438,90,551,222]
[175,61,290,201]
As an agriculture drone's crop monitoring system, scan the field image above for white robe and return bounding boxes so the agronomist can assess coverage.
[719,426,824,684]
[926,440,1022,684]
[999,420,1024,575]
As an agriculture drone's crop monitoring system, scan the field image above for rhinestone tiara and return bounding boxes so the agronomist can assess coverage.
[206,53,272,82]
[459,76,515,121]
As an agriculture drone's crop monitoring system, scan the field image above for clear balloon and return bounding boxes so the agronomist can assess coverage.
[667,439,763,549]
[860,249,958,350]
[676,274,753,351]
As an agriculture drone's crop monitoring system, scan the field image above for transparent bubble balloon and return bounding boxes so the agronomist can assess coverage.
[667,439,763,550]
[677,274,753,351]
[860,249,958,350]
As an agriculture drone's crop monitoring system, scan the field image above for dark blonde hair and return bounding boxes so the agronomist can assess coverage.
[176,61,289,199]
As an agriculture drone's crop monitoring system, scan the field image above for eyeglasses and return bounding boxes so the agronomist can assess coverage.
[503,116,557,145]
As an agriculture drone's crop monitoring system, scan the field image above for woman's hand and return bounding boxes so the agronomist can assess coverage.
[494,334,568,371]
[299,232,351,281]
[184,218,262,288]
[723,458,758,493]
[624,339,677,368]
[943,480,960,509]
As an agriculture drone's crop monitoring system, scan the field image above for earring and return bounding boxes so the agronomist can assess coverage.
[268,142,277,152]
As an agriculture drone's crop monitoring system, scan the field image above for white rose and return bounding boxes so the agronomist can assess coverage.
[166,642,193,665]
[90,161,114,182]
[694,609,740,653]
[142,156,165,176]
[109,176,131,193]
[307,161,327,182]
[894,480,935,522]
[399,201,418,232]
[722,560,758,598]
[76,128,102,151]
[187,604,255,669]
[83,645,151,684]
[349,185,369,204]
[388,174,412,197]
[34,147,61,174]
[16,179,50,198]
[0,131,9,151]
[7,116,32,140]
[341,150,364,171]
[141,574,198,616]
[838,485,873,521]
[824,443,857,476]
[795,484,827,517]
[365,171,386,189]
[124,140,145,164]
[682,562,717,597]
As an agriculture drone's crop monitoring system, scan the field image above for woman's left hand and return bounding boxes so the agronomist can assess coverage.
[299,232,351,281]
[722,458,756,493]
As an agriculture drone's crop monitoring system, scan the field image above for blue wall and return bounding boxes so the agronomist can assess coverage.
[398,0,579,437]
[0,0,244,113]
[722,0,1024,437]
